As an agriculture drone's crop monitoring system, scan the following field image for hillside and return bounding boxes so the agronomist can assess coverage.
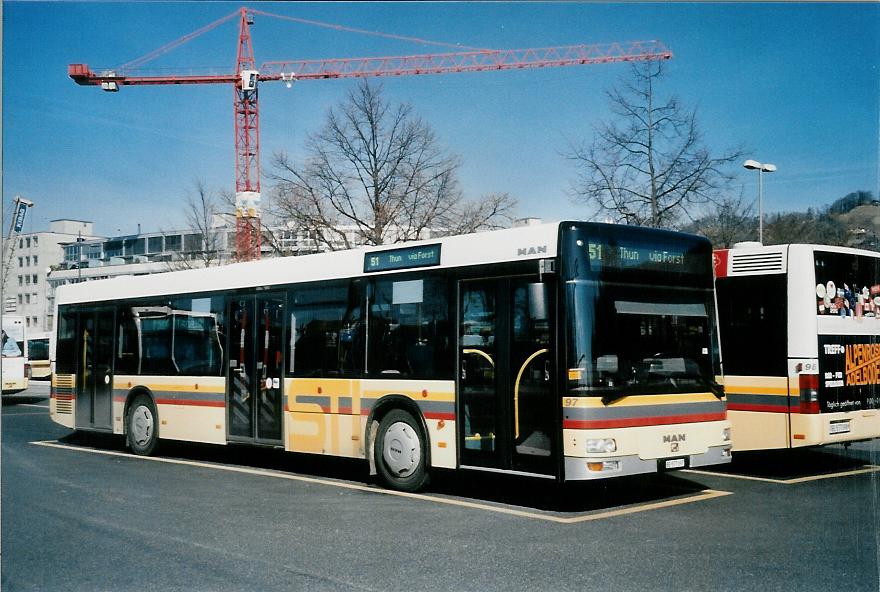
[687,190,879,250]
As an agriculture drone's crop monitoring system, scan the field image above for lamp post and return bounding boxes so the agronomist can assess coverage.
[743,159,777,244]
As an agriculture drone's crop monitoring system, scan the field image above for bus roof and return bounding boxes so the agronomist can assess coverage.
[723,243,880,257]
[54,221,714,306]
[55,221,565,306]
[715,243,880,278]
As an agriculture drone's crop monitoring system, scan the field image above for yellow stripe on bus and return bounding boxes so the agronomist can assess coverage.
[562,393,719,408]
[112,378,225,393]
[724,386,789,396]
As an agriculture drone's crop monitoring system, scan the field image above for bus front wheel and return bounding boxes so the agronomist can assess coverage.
[374,409,429,492]
[126,394,159,456]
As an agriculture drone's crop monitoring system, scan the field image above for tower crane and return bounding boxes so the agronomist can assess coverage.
[69,7,672,261]
[2,196,34,296]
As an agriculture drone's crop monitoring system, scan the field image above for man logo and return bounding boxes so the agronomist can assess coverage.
[517,245,548,257]
[664,434,686,453]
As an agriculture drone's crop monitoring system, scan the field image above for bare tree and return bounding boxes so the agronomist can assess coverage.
[268,80,516,251]
[166,181,228,270]
[687,190,756,248]
[764,209,848,246]
[566,62,743,228]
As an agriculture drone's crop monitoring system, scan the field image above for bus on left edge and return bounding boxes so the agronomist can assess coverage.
[2,316,28,394]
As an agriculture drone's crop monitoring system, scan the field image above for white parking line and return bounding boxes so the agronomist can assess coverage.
[683,465,880,485]
[31,440,732,524]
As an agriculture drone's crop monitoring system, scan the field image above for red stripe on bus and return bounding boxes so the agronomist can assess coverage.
[155,399,225,408]
[285,407,454,421]
[563,412,726,430]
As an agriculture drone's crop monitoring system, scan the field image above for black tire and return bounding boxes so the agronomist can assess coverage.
[374,409,429,492]
[126,394,159,456]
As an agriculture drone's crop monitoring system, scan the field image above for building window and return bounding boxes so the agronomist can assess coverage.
[25,294,31,304]
[32,274,38,285]
[24,276,30,285]
[18,276,23,286]
[165,235,182,252]
[147,236,163,253]
[18,295,23,305]
[26,237,31,248]
[33,255,38,266]
[32,293,38,305]
[33,236,38,247]
[32,316,38,327]
[184,233,203,252]
[25,318,30,328]
[25,256,31,267]
[18,257,23,267]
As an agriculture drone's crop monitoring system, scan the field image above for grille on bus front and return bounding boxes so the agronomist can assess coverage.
[730,252,784,274]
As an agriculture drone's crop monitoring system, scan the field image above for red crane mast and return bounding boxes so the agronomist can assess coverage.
[69,7,672,261]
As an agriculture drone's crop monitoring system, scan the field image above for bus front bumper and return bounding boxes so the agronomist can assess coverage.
[563,444,732,480]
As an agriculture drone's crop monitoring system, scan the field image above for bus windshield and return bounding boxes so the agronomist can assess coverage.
[27,337,49,361]
[560,223,717,399]
[2,330,22,357]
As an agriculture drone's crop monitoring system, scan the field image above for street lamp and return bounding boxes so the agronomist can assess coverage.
[743,159,777,244]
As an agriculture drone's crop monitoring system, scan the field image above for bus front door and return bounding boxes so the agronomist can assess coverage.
[458,277,556,476]
[227,294,285,445]
[75,309,114,431]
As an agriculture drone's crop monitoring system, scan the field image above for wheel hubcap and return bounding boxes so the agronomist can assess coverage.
[131,405,154,447]
[382,421,420,478]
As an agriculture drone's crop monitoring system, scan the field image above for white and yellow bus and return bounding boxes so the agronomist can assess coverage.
[51,221,731,491]
[714,243,880,451]
[26,330,51,380]
[2,316,28,394]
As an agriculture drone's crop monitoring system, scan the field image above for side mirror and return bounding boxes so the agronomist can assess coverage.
[527,283,549,321]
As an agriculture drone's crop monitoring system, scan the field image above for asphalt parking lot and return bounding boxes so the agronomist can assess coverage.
[3,383,879,591]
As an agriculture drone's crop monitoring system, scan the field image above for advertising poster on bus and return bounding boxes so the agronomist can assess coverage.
[818,335,880,413]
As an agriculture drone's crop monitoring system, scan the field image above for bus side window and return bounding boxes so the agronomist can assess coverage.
[368,277,450,379]
[56,309,77,374]
[289,281,363,378]
[115,307,139,375]
[716,274,788,377]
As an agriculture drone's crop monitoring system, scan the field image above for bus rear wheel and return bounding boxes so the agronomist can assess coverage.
[375,409,429,492]
[127,394,159,456]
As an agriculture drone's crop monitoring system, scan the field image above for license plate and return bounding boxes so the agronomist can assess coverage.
[664,458,686,470]
[829,420,851,435]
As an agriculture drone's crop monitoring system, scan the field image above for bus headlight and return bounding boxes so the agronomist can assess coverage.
[586,438,617,453]
[722,428,731,442]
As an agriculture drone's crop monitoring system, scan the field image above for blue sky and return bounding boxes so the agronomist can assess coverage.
[3,2,879,236]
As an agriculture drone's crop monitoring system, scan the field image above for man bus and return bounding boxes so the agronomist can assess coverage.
[51,222,731,491]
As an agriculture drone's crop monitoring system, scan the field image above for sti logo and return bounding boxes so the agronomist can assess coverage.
[517,245,548,257]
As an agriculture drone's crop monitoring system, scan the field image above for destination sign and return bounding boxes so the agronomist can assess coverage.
[364,244,441,273]
[585,241,703,274]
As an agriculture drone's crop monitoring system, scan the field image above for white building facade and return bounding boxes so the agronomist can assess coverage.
[2,219,99,332]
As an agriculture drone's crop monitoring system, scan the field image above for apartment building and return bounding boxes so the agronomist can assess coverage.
[2,219,99,332]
